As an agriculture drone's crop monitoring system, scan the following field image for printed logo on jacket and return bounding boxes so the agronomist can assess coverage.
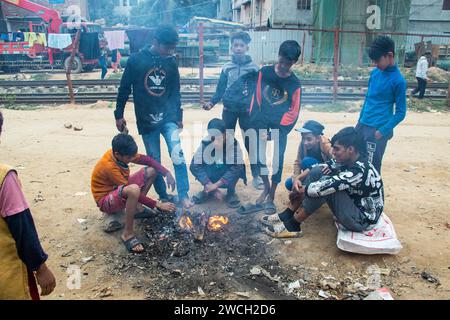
[145,67,167,97]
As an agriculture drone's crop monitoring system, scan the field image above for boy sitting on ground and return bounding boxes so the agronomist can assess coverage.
[280,120,333,218]
[263,127,384,238]
[190,119,246,208]
[91,134,177,253]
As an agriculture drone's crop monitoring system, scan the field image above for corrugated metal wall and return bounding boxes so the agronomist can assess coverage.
[247,29,313,65]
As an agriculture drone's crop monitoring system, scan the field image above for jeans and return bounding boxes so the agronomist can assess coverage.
[142,122,189,200]
[302,166,370,232]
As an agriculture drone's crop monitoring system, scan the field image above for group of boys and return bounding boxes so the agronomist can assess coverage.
[90,25,407,253]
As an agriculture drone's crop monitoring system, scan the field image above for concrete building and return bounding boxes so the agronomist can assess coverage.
[409,0,450,34]
[232,0,313,28]
[111,0,141,17]
[217,0,233,21]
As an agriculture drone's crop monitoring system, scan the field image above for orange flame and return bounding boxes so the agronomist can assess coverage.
[179,215,193,231]
[207,215,229,232]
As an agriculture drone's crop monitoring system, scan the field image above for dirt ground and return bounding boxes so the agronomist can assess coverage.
[0,104,449,300]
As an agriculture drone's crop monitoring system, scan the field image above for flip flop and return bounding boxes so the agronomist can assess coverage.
[104,220,123,233]
[237,203,265,215]
[192,191,209,205]
[121,236,145,254]
[134,207,156,220]
[226,193,241,209]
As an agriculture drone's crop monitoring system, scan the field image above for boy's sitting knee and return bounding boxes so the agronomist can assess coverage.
[124,184,140,196]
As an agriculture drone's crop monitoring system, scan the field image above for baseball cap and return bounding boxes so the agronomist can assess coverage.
[295,120,325,136]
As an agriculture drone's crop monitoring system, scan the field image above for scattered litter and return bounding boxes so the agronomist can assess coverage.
[250,266,262,275]
[16,165,26,170]
[234,292,251,298]
[364,288,394,300]
[73,125,83,131]
[421,271,440,285]
[318,290,330,299]
[77,218,87,224]
[64,123,72,129]
[284,240,292,245]
[288,280,301,291]
[61,250,74,257]
[321,262,328,267]
[198,286,205,296]
[81,256,94,264]
[266,238,276,245]
[74,192,87,197]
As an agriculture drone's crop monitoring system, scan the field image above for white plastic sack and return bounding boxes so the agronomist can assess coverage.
[336,213,402,255]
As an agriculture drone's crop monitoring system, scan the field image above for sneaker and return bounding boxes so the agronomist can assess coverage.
[264,222,303,238]
[260,213,283,227]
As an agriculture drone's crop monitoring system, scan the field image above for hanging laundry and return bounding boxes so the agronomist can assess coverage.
[104,30,125,51]
[48,33,72,49]
[79,32,100,60]
[12,32,25,42]
[24,32,38,46]
[126,29,153,54]
[36,33,47,46]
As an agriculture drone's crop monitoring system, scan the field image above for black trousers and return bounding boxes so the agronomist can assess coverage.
[412,77,427,99]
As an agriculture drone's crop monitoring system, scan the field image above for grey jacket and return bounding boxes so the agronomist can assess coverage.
[210,54,259,107]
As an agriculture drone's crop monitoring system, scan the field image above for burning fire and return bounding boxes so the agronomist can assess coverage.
[179,215,193,231]
[207,215,229,232]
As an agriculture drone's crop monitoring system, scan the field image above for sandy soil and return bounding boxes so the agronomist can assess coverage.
[0,105,449,300]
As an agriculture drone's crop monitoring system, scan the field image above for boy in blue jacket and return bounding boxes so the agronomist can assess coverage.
[356,36,407,174]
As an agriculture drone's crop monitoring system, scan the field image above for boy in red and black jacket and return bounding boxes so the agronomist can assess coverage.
[249,41,302,207]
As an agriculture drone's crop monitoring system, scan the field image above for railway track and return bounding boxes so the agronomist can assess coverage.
[0,78,448,89]
[0,79,447,105]
[0,91,447,105]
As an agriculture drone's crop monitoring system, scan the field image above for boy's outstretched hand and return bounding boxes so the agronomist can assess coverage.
[165,172,176,192]
[156,201,177,213]
[202,102,214,111]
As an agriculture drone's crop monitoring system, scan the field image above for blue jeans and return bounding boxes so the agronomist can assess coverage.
[142,122,189,200]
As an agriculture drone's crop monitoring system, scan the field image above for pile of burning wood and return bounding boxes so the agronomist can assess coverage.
[178,209,229,241]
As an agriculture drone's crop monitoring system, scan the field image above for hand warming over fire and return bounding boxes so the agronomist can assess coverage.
[165,172,176,192]
[156,201,176,213]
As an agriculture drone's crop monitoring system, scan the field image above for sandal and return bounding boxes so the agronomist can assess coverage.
[104,220,123,233]
[121,236,145,254]
[237,203,265,215]
[226,193,241,208]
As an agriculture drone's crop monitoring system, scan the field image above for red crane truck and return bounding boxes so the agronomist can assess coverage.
[0,0,103,73]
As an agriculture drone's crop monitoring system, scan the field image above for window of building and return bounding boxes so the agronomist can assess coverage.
[129,0,138,6]
[297,0,311,10]
[443,0,450,10]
